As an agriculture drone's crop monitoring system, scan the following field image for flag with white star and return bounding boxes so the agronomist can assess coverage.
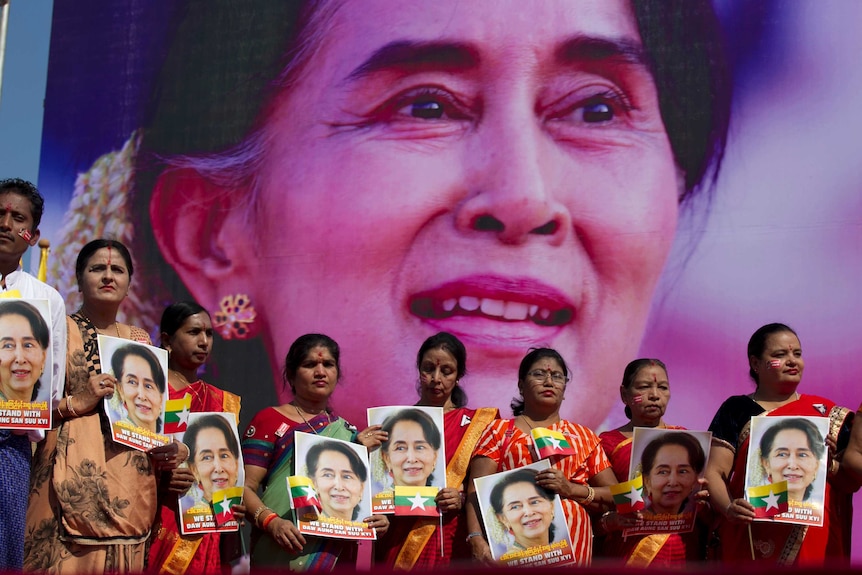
[212,486,244,528]
[610,474,646,514]
[748,480,789,519]
[394,485,440,517]
[163,393,192,434]
[531,427,576,459]
[288,475,321,521]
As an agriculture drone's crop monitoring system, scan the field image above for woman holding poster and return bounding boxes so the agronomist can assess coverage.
[598,359,705,567]
[24,240,187,574]
[467,348,617,565]
[149,299,243,575]
[705,323,854,564]
[375,332,498,569]
[241,334,388,571]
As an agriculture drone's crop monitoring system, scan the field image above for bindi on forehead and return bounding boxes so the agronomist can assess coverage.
[3,204,11,212]
[107,245,112,267]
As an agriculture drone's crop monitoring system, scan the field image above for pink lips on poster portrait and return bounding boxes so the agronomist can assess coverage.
[408,275,576,348]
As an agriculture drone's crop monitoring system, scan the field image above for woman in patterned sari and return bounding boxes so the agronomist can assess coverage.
[375,332,498,569]
[466,347,617,565]
[25,239,186,573]
[148,301,243,574]
[705,323,854,565]
[241,333,388,570]
[597,358,705,567]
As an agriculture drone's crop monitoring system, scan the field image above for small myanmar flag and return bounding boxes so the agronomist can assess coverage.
[163,393,192,434]
[531,427,576,459]
[748,480,789,518]
[288,476,321,520]
[394,485,440,517]
[212,486,244,527]
[610,474,646,514]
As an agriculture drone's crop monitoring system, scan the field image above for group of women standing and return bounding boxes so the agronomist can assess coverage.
[14,236,862,573]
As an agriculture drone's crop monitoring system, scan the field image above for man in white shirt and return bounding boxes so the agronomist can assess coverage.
[0,178,66,570]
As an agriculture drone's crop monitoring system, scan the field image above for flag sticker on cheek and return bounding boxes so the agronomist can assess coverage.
[768,360,782,368]
[18,229,32,242]
[632,395,644,403]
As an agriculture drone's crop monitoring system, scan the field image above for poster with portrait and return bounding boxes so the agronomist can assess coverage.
[474,460,574,567]
[366,406,446,514]
[294,431,376,540]
[622,428,711,536]
[98,335,170,451]
[0,298,54,429]
[744,416,828,527]
[178,411,245,534]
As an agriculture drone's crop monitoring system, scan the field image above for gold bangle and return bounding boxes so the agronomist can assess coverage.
[67,396,79,418]
[578,485,595,506]
[254,506,272,527]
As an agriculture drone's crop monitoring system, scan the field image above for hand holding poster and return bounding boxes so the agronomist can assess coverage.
[0,298,54,429]
[623,428,711,536]
[474,461,575,568]
[179,412,245,534]
[745,416,828,527]
[294,432,376,540]
[99,335,170,451]
[367,406,446,513]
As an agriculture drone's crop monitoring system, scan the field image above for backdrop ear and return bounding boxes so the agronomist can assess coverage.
[150,167,253,313]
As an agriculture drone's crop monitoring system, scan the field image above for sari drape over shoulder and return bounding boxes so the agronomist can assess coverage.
[473,419,611,564]
[376,406,498,569]
[25,315,156,574]
[242,407,357,571]
[708,394,853,565]
[148,382,241,575]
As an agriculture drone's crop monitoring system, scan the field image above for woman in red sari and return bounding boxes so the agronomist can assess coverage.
[466,348,617,565]
[705,323,854,565]
[597,358,704,567]
[149,301,242,574]
[375,332,498,569]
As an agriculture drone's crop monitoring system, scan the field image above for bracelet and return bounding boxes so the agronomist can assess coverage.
[599,510,613,531]
[67,396,79,418]
[829,459,840,476]
[253,506,272,526]
[261,512,278,530]
[466,532,484,543]
[578,485,594,506]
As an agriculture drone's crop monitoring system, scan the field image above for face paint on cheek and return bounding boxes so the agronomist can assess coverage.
[632,395,644,403]
[18,229,32,242]
[768,360,782,368]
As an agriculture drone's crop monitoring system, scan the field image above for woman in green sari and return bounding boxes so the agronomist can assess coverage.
[241,334,388,570]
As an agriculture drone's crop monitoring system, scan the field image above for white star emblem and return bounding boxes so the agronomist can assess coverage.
[177,403,190,428]
[408,492,432,511]
[215,497,232,517]
[762,490,781,512]
[625,486,644,504]
[460,414,471,427]
[548,436,562,450]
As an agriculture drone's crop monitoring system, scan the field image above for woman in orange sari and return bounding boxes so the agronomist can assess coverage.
[148,301,242,574]
[466,348,617,565]
[597,358,705,567]
[705,323,854,565]
[374,332,497,569]
[25,239,186,573]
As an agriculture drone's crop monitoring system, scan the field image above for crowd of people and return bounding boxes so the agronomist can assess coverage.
[1,177,861,574]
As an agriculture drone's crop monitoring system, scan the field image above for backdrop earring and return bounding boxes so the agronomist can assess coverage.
[213,294,257,340]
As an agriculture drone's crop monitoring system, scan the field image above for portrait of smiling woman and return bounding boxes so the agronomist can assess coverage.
[0,300,50,403]
[39,0,729,431]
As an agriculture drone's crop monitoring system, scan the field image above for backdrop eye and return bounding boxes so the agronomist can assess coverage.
[410,100,444,119]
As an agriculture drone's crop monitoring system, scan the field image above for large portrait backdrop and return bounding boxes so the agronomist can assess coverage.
[35,1,862,559]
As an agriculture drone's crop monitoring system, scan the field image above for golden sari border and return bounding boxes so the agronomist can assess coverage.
[625,534,671,568]
[156,527,203,575]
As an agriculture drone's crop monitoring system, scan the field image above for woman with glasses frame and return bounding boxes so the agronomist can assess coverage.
[465,348,617,565]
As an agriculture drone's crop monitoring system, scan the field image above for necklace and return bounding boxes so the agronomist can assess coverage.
[171,370,208,406]
[752,391,799,405]
[79,310,120,337]
[292,401,331,435]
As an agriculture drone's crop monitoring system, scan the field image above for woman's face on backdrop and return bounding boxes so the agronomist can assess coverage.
[184,0,679,427]
[382,419,438,486]
[119,354,163,431]
[313,449,364,520]
[644,443,697,515]
[0,314,46,401]
[498,481,554,548]
[191,426,239,502]
[762,428,819,502]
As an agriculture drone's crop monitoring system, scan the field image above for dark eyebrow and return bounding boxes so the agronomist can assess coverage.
[347,40,479,81]
[555,35,646,67]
